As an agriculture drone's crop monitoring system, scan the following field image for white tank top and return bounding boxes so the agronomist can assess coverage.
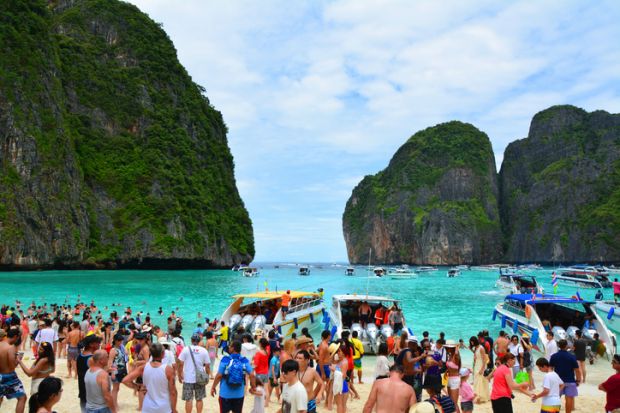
[142,362,171,413]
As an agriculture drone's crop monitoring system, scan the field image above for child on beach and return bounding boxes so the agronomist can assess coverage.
[267,347,281,403]
[459,368,475,413]
[531,357,563,413]
[249,377,265,413]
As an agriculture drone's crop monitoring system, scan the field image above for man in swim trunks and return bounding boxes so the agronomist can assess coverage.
[358,301,371,328]
[0,329,26,413]
[351,331,365,384]
[295,350,324,413]
[281,290,292,318]
[494,330,509,360]
[66,321,82,379]
[317,330,332,407]
[362,365,416,413]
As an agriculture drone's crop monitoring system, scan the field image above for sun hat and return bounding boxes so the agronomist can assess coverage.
[407,336,418,343]
[296,336,313,346]
[459,367,471,377]
[444,339,458,347]
[141,325,152,332]
[522,332,529,338]
[411,401,436,413]
[328,342,340,357]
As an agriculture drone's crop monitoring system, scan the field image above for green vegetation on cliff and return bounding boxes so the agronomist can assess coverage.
[0,0,253,268]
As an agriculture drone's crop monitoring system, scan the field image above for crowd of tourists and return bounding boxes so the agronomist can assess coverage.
[0,299,619,413]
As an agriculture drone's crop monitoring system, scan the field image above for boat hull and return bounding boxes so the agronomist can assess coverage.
[595,301,620,335]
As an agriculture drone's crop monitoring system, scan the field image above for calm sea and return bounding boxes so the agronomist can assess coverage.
[0,265,610,343]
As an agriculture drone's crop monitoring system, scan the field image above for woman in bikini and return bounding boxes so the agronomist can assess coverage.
[18,341,55,395]
[445,341,462,413]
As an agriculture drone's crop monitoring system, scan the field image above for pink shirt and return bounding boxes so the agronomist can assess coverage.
[491,364,512,400]
[613,282,620,295]
[459,381,474,402]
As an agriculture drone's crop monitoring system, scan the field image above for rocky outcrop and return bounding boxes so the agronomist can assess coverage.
[500,105,620,263]
[0,0,254,269]
[343,121,502,265]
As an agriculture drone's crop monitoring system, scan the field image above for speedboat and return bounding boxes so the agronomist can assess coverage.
[388,267,417,280]
[299,266,311,276]
[373,267,385,277]
[595,301,620,334]
[455,265,469,271]
[603,265,620,276]
[345,267,355,276]
[496,272,544,294]
[241,267,259,277]
[555,267,603,289]
[326,294,411,354]
[447,268,460,278]
[470,264,502,272]
[416,266,438,273]
[493,294,616,358]
[518,264,543,271]
[219,290,326,340]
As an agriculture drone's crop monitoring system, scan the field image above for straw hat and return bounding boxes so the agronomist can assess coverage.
[412,402,436,413]
[328,342,340,357]
[444,339,458,348]
[141,325,152,333]
[296,336,313,346]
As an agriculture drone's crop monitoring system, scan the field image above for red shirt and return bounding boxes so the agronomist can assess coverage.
[602,372,620,411]
[253,350,269,375]
[491,364,512,400]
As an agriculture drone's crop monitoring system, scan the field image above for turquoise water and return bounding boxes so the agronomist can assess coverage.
[0,265,609,342]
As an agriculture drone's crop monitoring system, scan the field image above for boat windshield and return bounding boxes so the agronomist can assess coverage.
[514,277,537,292]
[534,302,594,330]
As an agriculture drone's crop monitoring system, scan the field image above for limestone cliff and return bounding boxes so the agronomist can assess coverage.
[500,105,620,263]
[343,122,502,265]
[0,0,254,269]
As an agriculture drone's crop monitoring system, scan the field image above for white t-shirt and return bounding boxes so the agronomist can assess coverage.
[241,343,258,362]
[541,371,563,406]
[162,349,176,366]
[545,340,558,360]
[375,355,390,378]
[35,328,58,345]
[508,343,523,367]
[178,345,210,384]
[281,381,308,413]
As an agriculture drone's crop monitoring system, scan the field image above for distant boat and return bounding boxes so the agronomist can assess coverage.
[447,268,460,278]
[373,267,385,277]
[299,266,311,276]
[518,264,543,271]
[345,267,355,276]
[416,266,438,273]
[496,271,543,294]
[603,265,620,276]
[388,267,417,279]
[455,265,469,271]
[241,267,259,277]
[555,266,604,289]
[470,264,502,272]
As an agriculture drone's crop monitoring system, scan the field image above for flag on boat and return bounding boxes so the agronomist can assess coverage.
[552,271,558,294]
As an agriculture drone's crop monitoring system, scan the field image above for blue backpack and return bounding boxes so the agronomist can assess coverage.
[223,355,247,387]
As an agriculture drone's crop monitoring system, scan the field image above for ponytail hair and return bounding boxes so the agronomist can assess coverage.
[29,377,62,413]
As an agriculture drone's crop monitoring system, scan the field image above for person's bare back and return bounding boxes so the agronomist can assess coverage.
[0,341,16,374]
[363,368,416,413]
[67,328,82,347]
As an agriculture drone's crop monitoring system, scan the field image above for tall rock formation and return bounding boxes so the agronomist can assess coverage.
[343,121,502,265]
[500,105,620,263]
[0,0,254,269]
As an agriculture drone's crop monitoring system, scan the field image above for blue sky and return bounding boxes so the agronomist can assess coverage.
[127,0,620,263]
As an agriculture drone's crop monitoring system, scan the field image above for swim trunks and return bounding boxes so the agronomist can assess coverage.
[316,364,331,379]
[353,359,362,370]
[0,372,26,400]
[68,346,79,361]
[307,398,317,413]
[541,405,561,412]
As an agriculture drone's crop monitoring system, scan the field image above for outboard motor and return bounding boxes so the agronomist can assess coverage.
[380,324,394,341]
[566,326,580,341]
[551,326,567,341]
[350,323,365,341]
[229,314,242,331]
[240,314,255,331]
[366,324,379,353]
[250,315,267,334]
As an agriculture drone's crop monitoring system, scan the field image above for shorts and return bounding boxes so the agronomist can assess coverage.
[269,377,279,387]
[256,373,268,384]
[375,375,388,380]
[219,340,228,349]
[0,372,26,400]
[360,314,370,323]
[448,376,461,390]
[68,346,79,361]
[316,364,331,379]
[491,397,513,413]
[540,405,560,412]
[460,400,474,411]
[307,398,317,413]
[353,359,362,371]
[282,306,289,312]
[342,379,349,394]
[182,382,206,401]
[561,382,578,398]
[218,396,244,413]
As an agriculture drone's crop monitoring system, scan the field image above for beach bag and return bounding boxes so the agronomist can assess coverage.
[188,346,209,385]
[224,356,246,387]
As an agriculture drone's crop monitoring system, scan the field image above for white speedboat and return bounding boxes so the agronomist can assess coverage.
[595,301,620,334]
[496,273,544,294]
[603,265,620,276]
[299,266,311,276]
[470,264,502,272]
[345,267,355,276]
[455,265,469,271]
[493,294,616,357]
[373,267,386,277]
[447,268,460,278]
[555,267,603,289]
[219,290,325,340]
[416,266,438,273]
[388,267,417,280]
[241,267,259,277]
[518,264,543,271]
[326,294,411,354]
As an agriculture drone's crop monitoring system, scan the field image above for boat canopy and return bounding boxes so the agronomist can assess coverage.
[233,290,319,300]
[506,294,593,305]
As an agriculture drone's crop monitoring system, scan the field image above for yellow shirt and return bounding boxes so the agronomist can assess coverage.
[351,337,364,359]
[220,325,229,341]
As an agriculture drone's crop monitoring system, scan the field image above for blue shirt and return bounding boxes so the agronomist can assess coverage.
[549,350,578,383]
[218,354,253,399]
[269,356,280,378]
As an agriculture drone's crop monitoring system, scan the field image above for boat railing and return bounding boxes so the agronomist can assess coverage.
[287,298,322,314]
